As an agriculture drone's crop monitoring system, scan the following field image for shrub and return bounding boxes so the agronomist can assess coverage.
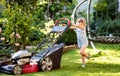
[58,29,77,45]
[28,30,45,45]
[91,18,120,36]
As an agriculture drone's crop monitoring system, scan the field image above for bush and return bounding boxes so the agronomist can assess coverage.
[0,46,14,56]
[107,19,120,36]
[28,30,45,45]
[91,18,120,36]
[0,13,3,18]
[57,29,77,45]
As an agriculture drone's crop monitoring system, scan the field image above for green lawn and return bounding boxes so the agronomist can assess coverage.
[0,43,120,76]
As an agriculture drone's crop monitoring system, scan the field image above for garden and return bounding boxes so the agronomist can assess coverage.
[0,0,120,76]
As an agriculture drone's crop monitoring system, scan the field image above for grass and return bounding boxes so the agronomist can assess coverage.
[0,43,120,76]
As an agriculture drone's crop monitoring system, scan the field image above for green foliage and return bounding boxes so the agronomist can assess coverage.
[1,0,75,47]
[0,46,13,56]
[32,5,47,27]
[58,29,77,45]
[1,3,34,49]
[28,30,45,45]
[44,0,74,20]
[93,0,118,20]
[91,18,120,36]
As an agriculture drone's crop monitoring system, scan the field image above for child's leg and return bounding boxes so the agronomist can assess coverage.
[80,46,88,57]
[81,55,86,64]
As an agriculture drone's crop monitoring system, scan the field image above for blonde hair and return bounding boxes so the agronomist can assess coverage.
[77,17,87,26]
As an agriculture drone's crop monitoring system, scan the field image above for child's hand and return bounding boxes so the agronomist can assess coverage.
[71,22,75,26]
[69,26,76,29]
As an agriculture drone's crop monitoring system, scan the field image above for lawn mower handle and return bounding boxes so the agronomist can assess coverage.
[55,18,71,27]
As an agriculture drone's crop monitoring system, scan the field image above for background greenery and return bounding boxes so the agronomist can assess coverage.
[0,0,119,75]
[0,0,119,48]
[91,0,120,36]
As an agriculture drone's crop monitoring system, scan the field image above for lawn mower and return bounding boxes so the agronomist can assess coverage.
[0,18,71,75]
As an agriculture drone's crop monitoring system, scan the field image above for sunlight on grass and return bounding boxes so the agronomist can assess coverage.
[1,43,120,76]
[20,43,120,76]
[60,43,120,76]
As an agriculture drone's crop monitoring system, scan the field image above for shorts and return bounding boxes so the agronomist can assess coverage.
[77,37,88,48]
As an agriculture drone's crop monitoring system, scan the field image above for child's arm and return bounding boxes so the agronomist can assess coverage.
[69,22,77,30]
[74,22,85,30]
[69,26,76,30]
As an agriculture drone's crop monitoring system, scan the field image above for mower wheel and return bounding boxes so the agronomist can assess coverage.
[13,65,22,75]
[39,57,53,72]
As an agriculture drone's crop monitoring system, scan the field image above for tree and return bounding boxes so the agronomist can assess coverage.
[45,0,73,20]
[91,0,120,36]
[2,0,77,50]
[93,0,118,20]
[2,3,34,50]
